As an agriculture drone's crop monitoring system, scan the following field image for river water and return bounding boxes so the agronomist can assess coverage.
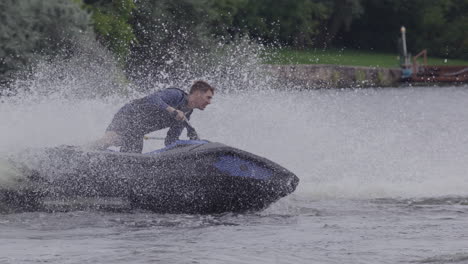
[1,85,468,263]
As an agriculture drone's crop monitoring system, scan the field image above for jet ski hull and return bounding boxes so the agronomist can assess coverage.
[8,141,299,214]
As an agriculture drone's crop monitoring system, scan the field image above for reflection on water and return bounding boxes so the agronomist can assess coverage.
[2,86,468,202]
[2,69,468,263]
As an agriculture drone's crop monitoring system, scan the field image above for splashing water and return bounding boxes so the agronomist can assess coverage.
[3,38,468,264]
[0,38,273,151]
[2,37,468,202]
[198,87,468,200]
[0,39,277,199]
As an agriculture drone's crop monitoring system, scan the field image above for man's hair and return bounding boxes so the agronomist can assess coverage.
[189,80,215,94]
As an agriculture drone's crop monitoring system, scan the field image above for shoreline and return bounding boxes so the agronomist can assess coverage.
[262,64,402,89]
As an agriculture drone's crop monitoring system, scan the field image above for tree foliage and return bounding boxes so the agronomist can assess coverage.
[1,0,467,87]
[83,0,136,62]
[126,0,216,85]
[205,0,331,47]
[336,0,468,59]
[0,0,92,84]
[417,0,468,59]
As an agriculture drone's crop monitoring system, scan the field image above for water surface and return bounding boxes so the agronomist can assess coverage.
[1,86,468,263]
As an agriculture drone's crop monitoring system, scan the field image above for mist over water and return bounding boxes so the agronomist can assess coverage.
[0,39,274,152]
[2,62,468,200]
[1,35,468,204]
[201,87,468,200]
[2,42,468,264]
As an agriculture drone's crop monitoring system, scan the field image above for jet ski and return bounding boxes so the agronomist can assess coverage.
[4,140,299,214]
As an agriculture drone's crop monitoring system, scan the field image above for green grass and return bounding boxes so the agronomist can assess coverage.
[262,48,468,68]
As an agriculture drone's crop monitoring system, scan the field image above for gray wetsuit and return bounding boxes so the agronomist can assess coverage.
[106,88,197,153]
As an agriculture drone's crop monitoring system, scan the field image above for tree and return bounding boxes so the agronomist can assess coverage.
[0,0,92,86]
[231,0,331,47]
[334,0,467,59]
[126,0,217,86]
[321,0,363,47]
[83,0,136,62]
[416,0,468,59]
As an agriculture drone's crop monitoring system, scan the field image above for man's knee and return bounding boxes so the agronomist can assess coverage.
[121,136,144,153]
[102,131,122,145]
[87,131,122,150]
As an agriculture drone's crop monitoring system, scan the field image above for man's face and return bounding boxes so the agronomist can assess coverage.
[193,90,213,110]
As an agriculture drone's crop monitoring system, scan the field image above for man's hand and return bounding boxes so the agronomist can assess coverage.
[172,110,186,121]
[187,129,199,140]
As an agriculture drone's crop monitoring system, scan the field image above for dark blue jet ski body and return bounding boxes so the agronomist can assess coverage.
[9,140,299,214]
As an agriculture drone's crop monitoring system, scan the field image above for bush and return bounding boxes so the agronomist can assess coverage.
[0,0,93,86]
[84,0,136,62]
[127,0,216,86]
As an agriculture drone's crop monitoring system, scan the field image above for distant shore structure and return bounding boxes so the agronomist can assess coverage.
[399,26,468,84]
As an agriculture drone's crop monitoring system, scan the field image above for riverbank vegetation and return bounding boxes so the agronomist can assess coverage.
[264,49,468,68]
[1,0,467,89]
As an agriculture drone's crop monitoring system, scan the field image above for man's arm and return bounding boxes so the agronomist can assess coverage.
[186,125,199,140]
[165,122,184,146]
[147,89,184,115]
[184,112,199,140]
[165,111,197,145]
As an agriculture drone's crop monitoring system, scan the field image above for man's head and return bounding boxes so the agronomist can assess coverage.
[188,80,215,110]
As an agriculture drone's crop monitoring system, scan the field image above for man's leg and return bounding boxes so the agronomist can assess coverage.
[120,135,144,153]
[85,131,122,151]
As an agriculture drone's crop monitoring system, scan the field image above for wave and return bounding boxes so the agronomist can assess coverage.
[2,40,468,205]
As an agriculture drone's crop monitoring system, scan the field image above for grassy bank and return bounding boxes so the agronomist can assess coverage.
[263,48,468,68]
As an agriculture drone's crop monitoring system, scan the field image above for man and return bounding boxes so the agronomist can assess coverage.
[92,80,215,153]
